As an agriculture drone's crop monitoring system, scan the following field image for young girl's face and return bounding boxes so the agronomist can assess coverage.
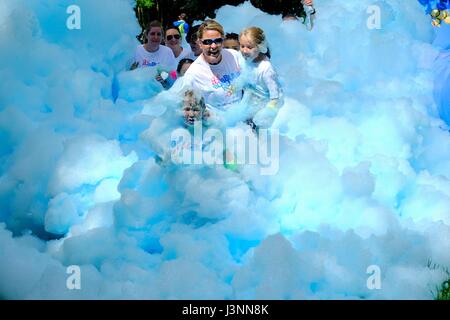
[239,35,260,61]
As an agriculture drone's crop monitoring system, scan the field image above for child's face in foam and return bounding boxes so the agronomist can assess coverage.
[239,35,260,61]
[183,94,203,126]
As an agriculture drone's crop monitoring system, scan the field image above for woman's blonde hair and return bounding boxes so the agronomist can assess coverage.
[198,20,225,39]
[240,26,270,57]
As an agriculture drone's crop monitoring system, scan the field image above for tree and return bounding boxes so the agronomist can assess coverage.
[250,0,306,18]
[136,0,155,8]
[134,0,307,41]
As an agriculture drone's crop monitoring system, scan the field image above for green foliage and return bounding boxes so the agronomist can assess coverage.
[134,0,307,33]
[437,279,450,300]
[136,0,155,9]
[250,0,306,18]
[427,260,450,300]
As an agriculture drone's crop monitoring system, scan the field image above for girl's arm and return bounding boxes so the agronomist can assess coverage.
[262,64,283,108]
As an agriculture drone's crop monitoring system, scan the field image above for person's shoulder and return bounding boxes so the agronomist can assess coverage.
[184,56,207,76]
[159,45,173,54]
[184,51,198,61]
[259,57,276,71]
[191,55,206,67]
[222,49,242,65]
[259,57,273,67]
[159,45,176,61]
[135,44,145,53]
[179,47,192,60]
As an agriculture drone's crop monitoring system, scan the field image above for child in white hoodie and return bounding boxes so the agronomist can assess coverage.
[239,26,283,128]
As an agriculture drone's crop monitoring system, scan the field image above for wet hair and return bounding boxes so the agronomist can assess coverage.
[184,90,205,108]
[239,26,271,59]
[198,20,225,39]
[177,58,194,75]
[225,32,239,41]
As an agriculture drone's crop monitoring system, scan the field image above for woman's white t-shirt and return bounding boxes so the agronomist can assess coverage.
[134,44,177,72]
[174,47,193,64]
[183,49,242,110]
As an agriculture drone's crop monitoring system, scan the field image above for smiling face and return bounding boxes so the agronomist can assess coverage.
[239,34,260,61]
[200,30,224,65]
[165,28,181,51]
[147,27,162,50]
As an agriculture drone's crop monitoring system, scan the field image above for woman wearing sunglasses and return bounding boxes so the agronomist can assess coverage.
[165,27,191,64]
[183,20,243,110]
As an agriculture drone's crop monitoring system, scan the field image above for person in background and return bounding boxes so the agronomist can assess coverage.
[133,20,177,89]
[185,24,202,60]
[223,33,240,51]
[165,27,191,64]
[173,13,190,40]
[177,58,195,77]
[302,0,316,31]
[282,14,299,21]
[281,0,316,30]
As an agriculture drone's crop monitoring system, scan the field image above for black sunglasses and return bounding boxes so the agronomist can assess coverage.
[167,34,181,41]
[201,38,224,46]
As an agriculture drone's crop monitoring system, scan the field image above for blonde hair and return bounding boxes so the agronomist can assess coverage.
[198,20,225,39]
[240,26,269,56]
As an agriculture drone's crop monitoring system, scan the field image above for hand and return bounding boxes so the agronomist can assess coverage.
[130,61,139,70]
[155,75,170,89]
[303,0,314,6]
